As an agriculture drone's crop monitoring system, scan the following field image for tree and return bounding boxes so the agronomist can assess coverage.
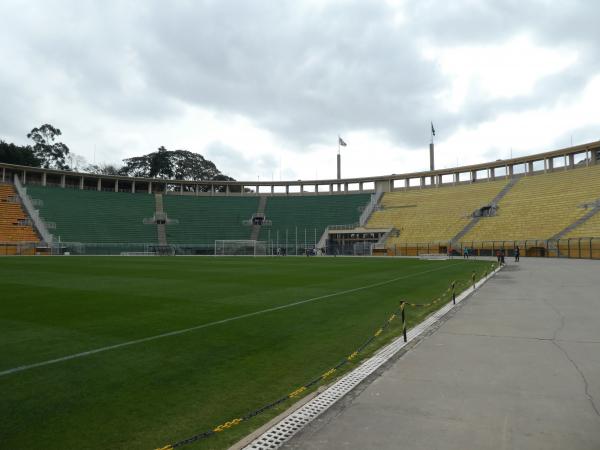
[120,146,235,186]
[85,163,122,175]
[0,140,41,167]
[27,124,70,170]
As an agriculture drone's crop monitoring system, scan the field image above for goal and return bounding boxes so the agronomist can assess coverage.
[214,240,268,256]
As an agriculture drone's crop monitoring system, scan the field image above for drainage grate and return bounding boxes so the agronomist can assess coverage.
[243,268,500,450]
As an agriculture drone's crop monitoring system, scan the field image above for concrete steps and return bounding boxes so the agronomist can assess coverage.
[451,177,521,244]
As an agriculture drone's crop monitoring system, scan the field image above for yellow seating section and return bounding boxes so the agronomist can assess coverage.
[463,165,600,241]
[367,180,508,243]
[564,209,600,238]
[0,184,39,243]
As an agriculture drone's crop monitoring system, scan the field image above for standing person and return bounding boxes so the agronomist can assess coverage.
[463,247,469,259]
[496,249,502,264]
[500,249,506,265]
[515,246,520,262]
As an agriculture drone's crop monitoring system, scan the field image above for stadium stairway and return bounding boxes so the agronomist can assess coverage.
[26,185,157,244]
[462,164,600,241]
[367,180,509,244]
[258,194,370,245]
[155,194,168,246]
[560,200,600,239]
[163,195,259,245]
[250,196,268,241]
[450,176,521,244]
[0,183,39,243]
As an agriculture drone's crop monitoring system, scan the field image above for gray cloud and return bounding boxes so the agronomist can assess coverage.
[1,0,600,159]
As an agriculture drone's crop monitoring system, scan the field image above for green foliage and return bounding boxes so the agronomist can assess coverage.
[26,124,71,170]
[0,140,41,166]
[120,146,235,188]
[0,257,490,450]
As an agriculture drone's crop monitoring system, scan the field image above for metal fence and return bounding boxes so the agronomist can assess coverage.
[384,238,600,259]
[1,237,599,259]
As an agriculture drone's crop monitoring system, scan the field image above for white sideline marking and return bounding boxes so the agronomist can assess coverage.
[0,262,463,378]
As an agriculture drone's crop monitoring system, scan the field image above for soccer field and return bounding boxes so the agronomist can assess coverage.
[0,256,492,450]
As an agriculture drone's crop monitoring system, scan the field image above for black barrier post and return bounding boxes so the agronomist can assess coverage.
[451,281,456,305]
[472,271,476,288]
[401,302,407,343]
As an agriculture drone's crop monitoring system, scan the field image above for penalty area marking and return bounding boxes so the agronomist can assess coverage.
[0,262,464,378]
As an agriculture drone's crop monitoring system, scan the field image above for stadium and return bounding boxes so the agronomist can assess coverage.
[1,139,599,449]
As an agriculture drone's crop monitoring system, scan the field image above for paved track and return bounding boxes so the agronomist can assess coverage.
[285,258,600,450]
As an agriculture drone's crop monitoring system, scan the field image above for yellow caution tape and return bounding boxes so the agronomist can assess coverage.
[213,418,242,433]
[288,386,307,398]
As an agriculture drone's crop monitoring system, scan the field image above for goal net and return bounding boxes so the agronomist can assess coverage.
[214,240,267,256]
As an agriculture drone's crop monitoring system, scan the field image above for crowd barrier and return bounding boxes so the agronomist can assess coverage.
[155,264,496,450]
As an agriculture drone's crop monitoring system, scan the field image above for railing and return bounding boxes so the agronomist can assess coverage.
[13,175,54,244]
[359,190,383,226]
[383,238,600,260]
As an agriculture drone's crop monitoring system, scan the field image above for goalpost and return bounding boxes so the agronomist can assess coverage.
[214,240,268,256]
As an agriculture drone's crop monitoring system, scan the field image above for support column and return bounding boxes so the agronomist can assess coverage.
[437,174,443,185]
[271,185,274,194]
[453,173,459,184]
[61,174,66,188]
[470,170,477,182]
[148,182,152,194]
[80,176,84,190]
[547,157,554,171]
[131,180,136,193]
[329,183,333,193]
[286,185,289,195]
[420,176,425,187]
[42,172,46,186]
[404,178,409,188]
[97,178,102,191]
[359,182,363,192]
[22,171,26,184]
[344,182,348,192]
[508,165,513,177]
[2,167,5,182]
[528,161,534,174]
[180,183,184,194]
[592,148,599,164]
[114,179,119,192]
[490,168,495,180]
[226,185,230,196]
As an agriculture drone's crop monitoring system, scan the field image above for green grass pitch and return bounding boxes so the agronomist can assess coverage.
[0,256,492,450]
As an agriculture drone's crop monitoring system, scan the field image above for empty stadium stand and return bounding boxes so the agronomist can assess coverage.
[366,180,509,244]
[0,183,39,243]
[462,164,600,241]
[26,185,156,243]
[259,194,370,243]
[163,195,259,245]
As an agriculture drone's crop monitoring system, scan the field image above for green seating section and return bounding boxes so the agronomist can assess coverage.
[259,194,370,242]
[27,185,157,243]
[163,195,259,244]
[24,186,370,246]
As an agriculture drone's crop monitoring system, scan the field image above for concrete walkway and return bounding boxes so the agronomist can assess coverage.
[285,258,600,450]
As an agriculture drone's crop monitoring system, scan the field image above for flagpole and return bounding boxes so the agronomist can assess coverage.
[337,136,341,187]
[429,122,435,184]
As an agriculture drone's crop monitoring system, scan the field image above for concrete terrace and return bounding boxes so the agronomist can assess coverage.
[285,258,600,450]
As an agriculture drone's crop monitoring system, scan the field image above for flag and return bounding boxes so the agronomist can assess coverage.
[431,122,436,136]
[339,137,347,146]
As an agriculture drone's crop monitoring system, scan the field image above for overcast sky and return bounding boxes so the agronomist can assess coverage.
[1,0,599,181]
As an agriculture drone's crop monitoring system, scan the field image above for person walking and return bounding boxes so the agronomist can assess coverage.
[515,246,520,262]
